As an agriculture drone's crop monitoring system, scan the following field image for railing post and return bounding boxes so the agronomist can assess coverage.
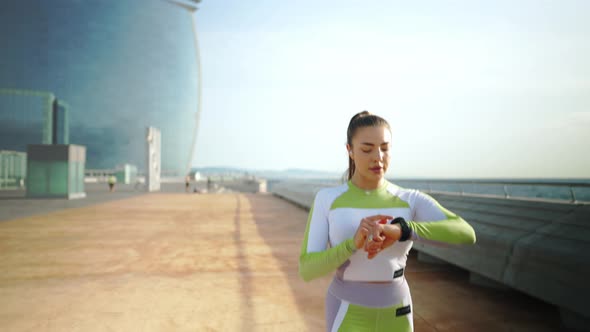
[503,185,510,199]
[570,186,578,204]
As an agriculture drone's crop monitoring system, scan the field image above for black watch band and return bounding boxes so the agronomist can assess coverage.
[390,217,412,242]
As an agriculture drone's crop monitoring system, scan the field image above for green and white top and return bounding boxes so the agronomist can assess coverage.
[299,180,476,282]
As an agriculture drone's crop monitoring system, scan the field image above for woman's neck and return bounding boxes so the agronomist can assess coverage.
[350,174,383,191]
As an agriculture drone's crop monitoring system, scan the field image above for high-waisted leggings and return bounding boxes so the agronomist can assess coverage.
[325,277,413,332]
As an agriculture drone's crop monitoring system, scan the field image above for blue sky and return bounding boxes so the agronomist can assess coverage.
[192,0,589,178]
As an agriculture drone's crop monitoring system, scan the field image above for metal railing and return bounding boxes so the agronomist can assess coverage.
[392,179,590,204]
[269,178,590,205]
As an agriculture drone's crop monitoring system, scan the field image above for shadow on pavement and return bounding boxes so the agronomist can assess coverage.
[244,193,329,331]
[233,194,256,329]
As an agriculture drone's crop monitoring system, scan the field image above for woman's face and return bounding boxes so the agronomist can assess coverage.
[347,125,391,183]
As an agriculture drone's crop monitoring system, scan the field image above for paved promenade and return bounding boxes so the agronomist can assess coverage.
[0,192,572,331]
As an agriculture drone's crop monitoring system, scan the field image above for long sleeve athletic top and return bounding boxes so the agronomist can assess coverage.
[299,180,476,282]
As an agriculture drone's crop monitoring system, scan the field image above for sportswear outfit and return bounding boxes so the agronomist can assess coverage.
[299,180,476,331]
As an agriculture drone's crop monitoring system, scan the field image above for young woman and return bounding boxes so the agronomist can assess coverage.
[299,111,476,331]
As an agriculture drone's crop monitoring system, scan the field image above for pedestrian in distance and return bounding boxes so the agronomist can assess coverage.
[299,111,476,331]
[108,175,117,192]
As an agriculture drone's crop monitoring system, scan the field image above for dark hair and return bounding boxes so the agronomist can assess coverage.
[345,111,391,180]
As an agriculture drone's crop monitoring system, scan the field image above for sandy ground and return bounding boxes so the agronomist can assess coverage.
[0,193,570,331]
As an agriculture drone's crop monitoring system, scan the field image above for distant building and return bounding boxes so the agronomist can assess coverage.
[0,0,202,176]
[0,150,26,189]
[114,164,138,185]
[0,89,56,151]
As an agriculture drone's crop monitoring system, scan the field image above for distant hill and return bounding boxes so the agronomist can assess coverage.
[190,166,341,180]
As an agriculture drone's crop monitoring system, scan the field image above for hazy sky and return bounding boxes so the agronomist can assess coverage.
[192,0,589,178]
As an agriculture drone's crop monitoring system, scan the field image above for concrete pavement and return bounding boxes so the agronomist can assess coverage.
[0,192,573,331]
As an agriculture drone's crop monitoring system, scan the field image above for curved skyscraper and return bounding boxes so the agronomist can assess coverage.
[0,0,201,176]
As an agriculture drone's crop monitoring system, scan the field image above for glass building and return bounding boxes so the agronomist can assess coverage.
[0,0,201,176]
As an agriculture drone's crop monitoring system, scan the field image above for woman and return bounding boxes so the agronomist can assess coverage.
[299,111,476,331]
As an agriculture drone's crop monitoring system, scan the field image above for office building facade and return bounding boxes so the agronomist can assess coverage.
[0,0,201,176]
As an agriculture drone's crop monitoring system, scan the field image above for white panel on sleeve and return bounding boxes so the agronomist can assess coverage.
[305,185,348,253]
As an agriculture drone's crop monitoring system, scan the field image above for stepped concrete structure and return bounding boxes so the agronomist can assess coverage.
[424,193,590,330]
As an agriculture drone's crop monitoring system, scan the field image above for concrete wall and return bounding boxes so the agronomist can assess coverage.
[427,193,590,322]
[215,178,267,193]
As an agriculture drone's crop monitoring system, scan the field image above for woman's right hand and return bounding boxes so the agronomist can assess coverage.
[353,215,393,250]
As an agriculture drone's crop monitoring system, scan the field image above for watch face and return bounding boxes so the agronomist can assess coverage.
[390,217,404,224]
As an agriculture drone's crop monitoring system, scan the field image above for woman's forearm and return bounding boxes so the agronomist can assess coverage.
[299,238,356,282]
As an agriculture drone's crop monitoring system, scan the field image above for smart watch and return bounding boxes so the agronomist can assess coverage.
[390,217,411,242]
